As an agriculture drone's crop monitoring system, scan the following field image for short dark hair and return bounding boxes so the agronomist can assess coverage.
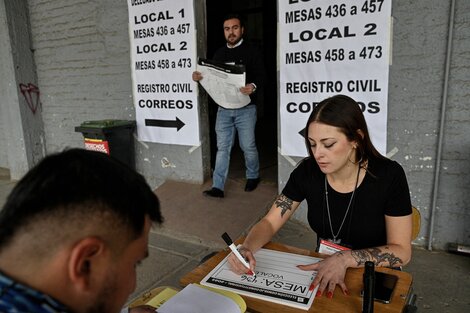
[0,148,162,250]
[304,94,384,163]
[222,13,245,28]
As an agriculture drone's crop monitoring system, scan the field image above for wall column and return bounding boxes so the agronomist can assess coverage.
[0,0,45,180]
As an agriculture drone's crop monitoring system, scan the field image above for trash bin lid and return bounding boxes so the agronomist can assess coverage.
[79,119,135,129]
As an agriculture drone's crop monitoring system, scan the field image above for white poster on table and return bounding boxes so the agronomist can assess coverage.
[201,248,322,310]
[279,0,392,157]
[127,0,199,146]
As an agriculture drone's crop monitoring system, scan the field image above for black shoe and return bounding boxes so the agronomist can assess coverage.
[245,178,260,192]
[203,187,224,198]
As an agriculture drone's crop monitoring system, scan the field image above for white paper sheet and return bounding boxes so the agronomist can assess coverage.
[196,59,251,109]
[157,284,241,313]
[201,248,322,310]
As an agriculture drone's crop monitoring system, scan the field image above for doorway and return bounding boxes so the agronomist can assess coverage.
[205,0,278,185]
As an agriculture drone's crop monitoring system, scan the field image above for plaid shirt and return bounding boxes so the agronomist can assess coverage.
[0,271,70,313]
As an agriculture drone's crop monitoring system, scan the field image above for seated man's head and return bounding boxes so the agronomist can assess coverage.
[0,148,162,313]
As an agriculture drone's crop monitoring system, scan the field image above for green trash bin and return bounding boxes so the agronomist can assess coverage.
[75,119,136,169]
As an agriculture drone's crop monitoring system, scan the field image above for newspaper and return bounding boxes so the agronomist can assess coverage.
[196,58,251,109]
[200,248,322,310]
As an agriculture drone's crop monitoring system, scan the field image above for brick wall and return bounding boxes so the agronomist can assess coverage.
[26,0,206,188]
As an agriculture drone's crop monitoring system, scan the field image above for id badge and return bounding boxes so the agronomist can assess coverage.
[318,239,351,255]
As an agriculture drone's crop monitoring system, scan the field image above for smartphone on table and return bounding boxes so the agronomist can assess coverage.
[361,272,398,304]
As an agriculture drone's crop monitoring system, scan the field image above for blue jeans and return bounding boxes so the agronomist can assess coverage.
[212,105,259,191]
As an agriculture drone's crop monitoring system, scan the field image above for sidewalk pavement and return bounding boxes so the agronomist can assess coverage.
[0,169,468,312]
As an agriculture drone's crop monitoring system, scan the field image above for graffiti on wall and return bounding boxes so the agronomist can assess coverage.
[19,83,42,114]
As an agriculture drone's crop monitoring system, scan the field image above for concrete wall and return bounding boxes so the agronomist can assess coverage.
[0,0,13,170]
[0,0,45,179]
[0,0,468,249]
[435,0,470,249]
[0,103,6,169]
[381,0,469,249]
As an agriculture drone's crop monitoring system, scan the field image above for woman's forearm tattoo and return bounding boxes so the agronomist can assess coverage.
[351,247,403,268]
[275,194,293,217]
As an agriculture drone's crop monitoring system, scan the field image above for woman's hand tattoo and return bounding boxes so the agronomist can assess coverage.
[352,247,403,268]
[275,194,293,217]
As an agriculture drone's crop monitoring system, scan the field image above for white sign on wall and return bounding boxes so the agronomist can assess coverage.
[127,0,199,146]
[279,0,392,157]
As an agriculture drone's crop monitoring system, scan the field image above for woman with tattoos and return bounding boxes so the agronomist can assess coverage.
[228,94,412,299]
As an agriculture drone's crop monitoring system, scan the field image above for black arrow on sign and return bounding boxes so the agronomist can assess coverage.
[298,127,306,139]
[145,117,185,131]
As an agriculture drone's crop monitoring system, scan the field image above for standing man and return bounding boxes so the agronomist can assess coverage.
[0,148,162,313]
[193,13,265,198]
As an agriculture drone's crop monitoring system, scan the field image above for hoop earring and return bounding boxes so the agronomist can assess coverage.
[353,146,364,165]
[356,155,364,165]
[348,147,362,165]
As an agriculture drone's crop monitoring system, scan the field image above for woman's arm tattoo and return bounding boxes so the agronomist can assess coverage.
[275,194,293,217]
[351,247,403,268]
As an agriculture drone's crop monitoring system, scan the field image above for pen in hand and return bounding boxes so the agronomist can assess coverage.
[221,232,256,278]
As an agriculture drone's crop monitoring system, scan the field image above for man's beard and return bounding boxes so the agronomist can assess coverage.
[85,272,121,313]
[227,36,241,46]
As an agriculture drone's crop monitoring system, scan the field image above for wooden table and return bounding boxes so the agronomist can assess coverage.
[180,240,413,313]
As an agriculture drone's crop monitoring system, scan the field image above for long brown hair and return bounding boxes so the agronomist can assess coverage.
[304,95,385,164]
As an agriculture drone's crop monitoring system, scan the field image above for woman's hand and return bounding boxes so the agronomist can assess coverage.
[227,246,256,275]
[297,252,350,298]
